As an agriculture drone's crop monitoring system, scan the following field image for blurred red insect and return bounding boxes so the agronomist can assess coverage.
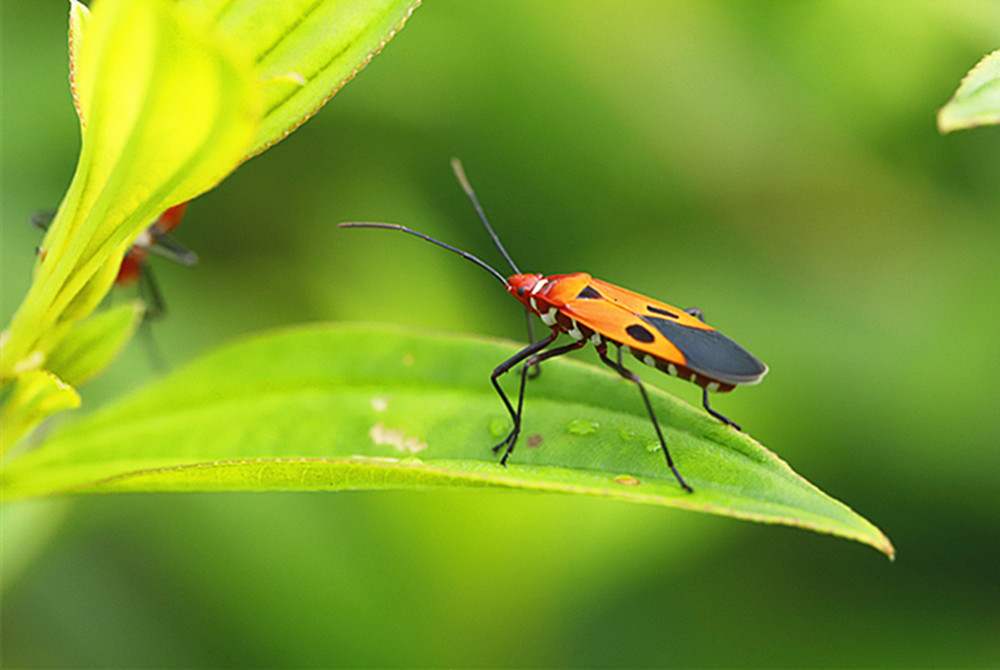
[31,201,198,320]
[340,160,768,492]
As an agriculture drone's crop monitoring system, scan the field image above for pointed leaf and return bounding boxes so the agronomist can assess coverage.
[68,0,91,126]
[186,0,421,157]
[1,0,261,379]
[939,48,1000,132]
[69,0,261,220]
[46,301,145,387]
[0,325,893,557]
[0,371,80,457]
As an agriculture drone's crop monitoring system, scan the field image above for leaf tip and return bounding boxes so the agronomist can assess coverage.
[876,531,896,561]
[937,48,1000,133]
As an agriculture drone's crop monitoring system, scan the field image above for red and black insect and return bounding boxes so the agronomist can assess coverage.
[340,160,767,492]
[32,201,198,320]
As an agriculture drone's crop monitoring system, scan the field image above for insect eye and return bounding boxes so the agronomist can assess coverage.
[517,287,526,297]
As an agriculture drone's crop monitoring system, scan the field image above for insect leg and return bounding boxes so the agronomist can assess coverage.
[136,264,170,371]
[136,318,169,372]
[138,264,167,322]
[702,388,741,431]
[523,308,542,379]
[597,348,693,493]
[683,307,743,430]
[30,210,56,230]
[146,233,199,266]
[494,337,586,465]
[491,332,558,443]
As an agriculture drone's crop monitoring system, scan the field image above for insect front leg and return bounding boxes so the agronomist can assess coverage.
[491,334,588,466]
[523,308,542,379]
[497,338,586,464]
[597,345,693,493]
[491,332,558,456]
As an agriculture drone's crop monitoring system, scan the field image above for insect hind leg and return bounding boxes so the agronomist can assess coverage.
[681,308,743,431]
[598,348,693,493]
[701,388,741,431]
[684,307,704,321]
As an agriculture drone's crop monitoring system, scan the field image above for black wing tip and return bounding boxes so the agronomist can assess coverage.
[642,315,768,385]
[698,352,768,386]
[723,361,768,386]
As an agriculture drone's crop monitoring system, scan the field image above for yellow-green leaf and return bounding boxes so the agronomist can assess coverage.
[46,301,145,387]
[69,0,261,219]
[68,0,91,126]
[1,0,262,380]
[0,371,80,457]
[187,0,422,157]
[938,48,1000,132]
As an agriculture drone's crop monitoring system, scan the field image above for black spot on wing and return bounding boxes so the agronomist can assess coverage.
[647,305,679,319]
[625,323,655,343]
[576,285,603,299]
[640,315,766,384]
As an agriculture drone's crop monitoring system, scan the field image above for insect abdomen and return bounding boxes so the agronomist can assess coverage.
[624,345,737,393]
[554,311,604,346]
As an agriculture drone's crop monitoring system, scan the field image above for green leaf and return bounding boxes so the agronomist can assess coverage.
[0,324,893,557]
[0,371,80,457]
[66,0,422,165]
[938,48,1000,132]
[45,301,145,387]
[1,0,262,380]
[68,0,262,222]
[186,0,422,158]
[68,0,90,125]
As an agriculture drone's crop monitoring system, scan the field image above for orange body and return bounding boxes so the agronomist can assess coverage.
[113,201,191,286]
[508,272,767,393]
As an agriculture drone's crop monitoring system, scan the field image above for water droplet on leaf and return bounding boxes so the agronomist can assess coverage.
[567,419,599,436]
[489,417,508,438]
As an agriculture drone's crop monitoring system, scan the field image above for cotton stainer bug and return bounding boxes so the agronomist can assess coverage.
[32,201,198,320]
[340,160,767,492]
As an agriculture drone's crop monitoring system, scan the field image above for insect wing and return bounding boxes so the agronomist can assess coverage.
[564,278,767,386]
[587,279,711,330]
[560,293,687,364]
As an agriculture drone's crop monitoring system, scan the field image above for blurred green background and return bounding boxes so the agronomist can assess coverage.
[3,1,999,667]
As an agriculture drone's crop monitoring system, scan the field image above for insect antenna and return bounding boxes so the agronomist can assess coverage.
[450,159,541,356]
[338,222,509,287]
[450,158,522,275]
